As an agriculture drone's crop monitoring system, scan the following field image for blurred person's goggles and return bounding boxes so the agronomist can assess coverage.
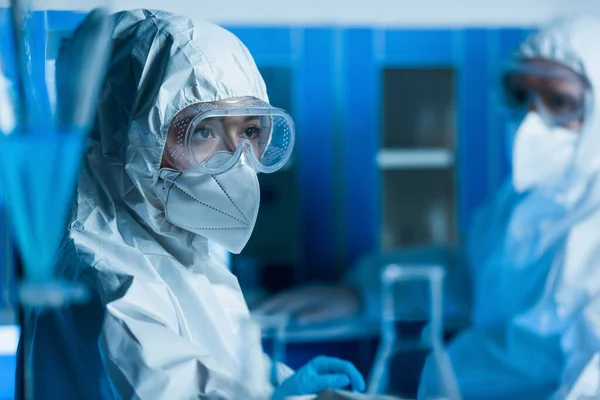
[501,62,589,127]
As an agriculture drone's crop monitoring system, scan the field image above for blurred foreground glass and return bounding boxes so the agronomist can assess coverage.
[368,265,461,400]
[560,353,600,400]
[235,313,289,399]
[0,1,112,306]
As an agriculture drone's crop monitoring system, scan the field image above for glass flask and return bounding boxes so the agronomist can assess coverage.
[0,0,113,304]
[234,313,290,399]
[368,264,461,400]
[0,2,113,399]
[562,353,600,400]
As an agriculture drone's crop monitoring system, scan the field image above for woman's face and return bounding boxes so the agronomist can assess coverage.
[504,59,588,131]
[161,104,271,171]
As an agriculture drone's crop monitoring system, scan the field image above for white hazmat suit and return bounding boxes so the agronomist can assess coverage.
[29,9,292,399]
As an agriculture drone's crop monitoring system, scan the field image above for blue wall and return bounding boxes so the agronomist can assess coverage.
[230,24,533,273]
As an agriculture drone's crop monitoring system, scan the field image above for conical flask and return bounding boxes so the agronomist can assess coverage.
[0,1,113,306]
[368,264,462,400]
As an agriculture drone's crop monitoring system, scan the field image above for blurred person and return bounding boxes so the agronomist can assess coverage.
[23,9,365,399]
[259,17,600,399]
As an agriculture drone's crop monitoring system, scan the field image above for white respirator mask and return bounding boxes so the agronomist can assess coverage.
[509,112,579,194]
[155,161,260,254]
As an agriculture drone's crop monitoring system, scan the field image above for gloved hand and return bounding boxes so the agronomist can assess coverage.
[256,284,361,326]
[272,356,365,400]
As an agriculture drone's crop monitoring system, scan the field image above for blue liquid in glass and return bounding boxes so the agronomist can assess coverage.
[0,131,85,284]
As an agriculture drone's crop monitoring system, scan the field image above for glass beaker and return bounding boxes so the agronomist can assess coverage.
[368,264,461,400]
[234,313,290,400]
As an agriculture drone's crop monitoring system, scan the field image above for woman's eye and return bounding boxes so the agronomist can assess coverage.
[241,127,262,139]
[193,127,215,140]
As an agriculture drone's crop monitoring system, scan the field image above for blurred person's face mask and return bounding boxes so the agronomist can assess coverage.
[503,61,587,193]
[156,96,295,253]
[510,112,579,193]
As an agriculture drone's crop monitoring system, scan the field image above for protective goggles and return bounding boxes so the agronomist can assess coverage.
[164,97,295,175]
[501,62,589,127]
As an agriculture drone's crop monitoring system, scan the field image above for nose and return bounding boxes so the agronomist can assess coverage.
[528,100,537,113]
[222,133,241,153]
[527,96,537,112]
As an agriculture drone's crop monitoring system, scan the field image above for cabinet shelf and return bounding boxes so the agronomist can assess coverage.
[0,322,17,356]
[377,149,455,170]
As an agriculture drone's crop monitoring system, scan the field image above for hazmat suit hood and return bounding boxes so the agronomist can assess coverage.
[516,16,600,203]
[51,10,288,399]
[70,9,268,258]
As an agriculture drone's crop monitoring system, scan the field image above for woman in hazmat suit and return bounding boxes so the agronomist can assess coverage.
[259,16,600,399]
[25,9,365,400]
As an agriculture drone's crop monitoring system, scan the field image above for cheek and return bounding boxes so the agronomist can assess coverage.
[161,136,193,171]
[252,142,261,159]
[176,159,193,171]
[564,118,584,131]
[159,138,172,168]
[160,151,171,169]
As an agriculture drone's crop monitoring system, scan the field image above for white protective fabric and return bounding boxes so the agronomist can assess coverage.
[38,10,291,399]
[511,112,579,194]
[348,16,600,400]
[155,165,261,254]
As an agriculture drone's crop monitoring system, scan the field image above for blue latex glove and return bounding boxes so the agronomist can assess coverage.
[272,356,365,400]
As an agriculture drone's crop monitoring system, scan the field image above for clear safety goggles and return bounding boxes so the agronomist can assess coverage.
[501,61,589,127]
[164,97,295,175]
